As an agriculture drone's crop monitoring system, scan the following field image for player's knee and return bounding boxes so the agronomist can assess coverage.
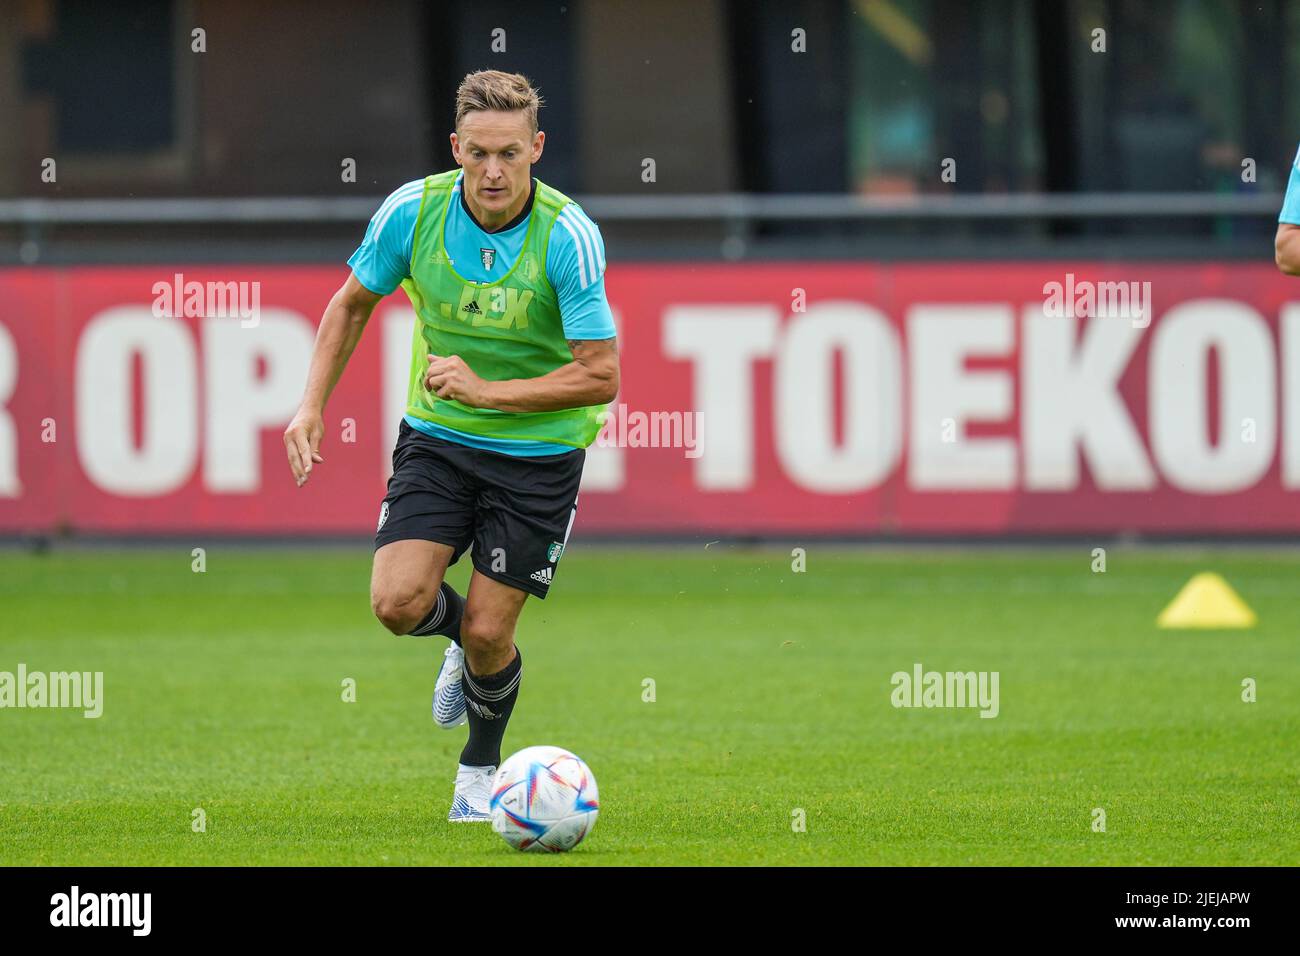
[459,606,511,654]
[371,586,429,635]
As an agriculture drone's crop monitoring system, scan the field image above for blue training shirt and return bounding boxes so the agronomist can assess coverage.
[348,171,616,456]
[1280,144,1300,224]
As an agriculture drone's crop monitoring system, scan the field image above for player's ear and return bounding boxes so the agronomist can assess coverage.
[449,132,461,163]
[531,130,545,163]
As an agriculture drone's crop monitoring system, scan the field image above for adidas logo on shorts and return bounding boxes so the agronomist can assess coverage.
[529,567,553,585]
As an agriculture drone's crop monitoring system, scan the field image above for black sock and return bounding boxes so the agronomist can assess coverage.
[407,581,464,645]
[459,647,522,768]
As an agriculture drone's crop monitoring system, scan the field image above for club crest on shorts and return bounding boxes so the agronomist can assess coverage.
[547,541,565,563]
[480,247,496,270]
[377,501,390,532]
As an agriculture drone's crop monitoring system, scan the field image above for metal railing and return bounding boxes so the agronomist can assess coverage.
[0,191,1284,225]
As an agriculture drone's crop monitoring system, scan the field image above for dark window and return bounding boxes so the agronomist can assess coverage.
[24,0,176,154]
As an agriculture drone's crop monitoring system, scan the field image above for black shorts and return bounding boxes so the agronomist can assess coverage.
[374,419,584,599]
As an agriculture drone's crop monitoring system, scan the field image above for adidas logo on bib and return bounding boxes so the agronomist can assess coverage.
[530,567,553,585]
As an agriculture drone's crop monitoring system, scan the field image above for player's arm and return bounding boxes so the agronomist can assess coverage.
[284,273,383,485]
[425,337,619,411]
[1276,146,1300,275]
[1276,224,1300,275]
[285,180,419,485]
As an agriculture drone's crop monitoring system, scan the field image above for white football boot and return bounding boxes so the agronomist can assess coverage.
[447,763,496,823]
[433,643,468,729]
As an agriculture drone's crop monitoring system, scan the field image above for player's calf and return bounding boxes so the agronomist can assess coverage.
[457,604,524,768]
[459,645,522,768]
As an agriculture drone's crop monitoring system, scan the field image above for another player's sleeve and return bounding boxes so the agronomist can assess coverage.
[548,204,617,340]
[346,179,424,295]
[1280,145,1300,224]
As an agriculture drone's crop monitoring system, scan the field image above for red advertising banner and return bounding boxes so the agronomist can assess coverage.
[2,262,1299,535]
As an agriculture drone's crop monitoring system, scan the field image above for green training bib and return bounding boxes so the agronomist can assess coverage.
[399,170,606,448]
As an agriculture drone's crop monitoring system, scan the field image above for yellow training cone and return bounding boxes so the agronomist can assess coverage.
[1156,572,1256,629]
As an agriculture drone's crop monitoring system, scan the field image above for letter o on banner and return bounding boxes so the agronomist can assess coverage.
[774,302,902,492]
[76,306,198,496]
[1149,300,1276,493]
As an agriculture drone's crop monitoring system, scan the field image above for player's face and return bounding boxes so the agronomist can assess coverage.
[451,111,544,224]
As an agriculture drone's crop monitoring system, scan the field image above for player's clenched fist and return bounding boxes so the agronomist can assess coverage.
[425,354,491,408]
[283,409,325,487]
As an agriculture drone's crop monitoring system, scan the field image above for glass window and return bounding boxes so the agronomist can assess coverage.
[24,0,176,154]
[847,0,1043,195]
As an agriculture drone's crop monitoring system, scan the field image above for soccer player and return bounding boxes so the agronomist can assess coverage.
[1276,144,1300,273]
[283,70,618,821]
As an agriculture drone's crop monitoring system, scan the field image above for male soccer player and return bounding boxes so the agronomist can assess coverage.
[283,70,618,821]
[1276,143,1300,273]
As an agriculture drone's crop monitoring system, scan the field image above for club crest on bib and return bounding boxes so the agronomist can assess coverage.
[480,247,496,270]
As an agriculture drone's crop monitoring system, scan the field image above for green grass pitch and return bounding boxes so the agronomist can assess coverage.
[0,545,1296,866]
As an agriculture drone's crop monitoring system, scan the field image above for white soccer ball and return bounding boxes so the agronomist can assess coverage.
[489,745,599,852]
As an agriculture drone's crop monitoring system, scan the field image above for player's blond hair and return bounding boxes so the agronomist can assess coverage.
[455,70,543,133]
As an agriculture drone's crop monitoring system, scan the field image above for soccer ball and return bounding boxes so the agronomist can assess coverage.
[489,746,599,852]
